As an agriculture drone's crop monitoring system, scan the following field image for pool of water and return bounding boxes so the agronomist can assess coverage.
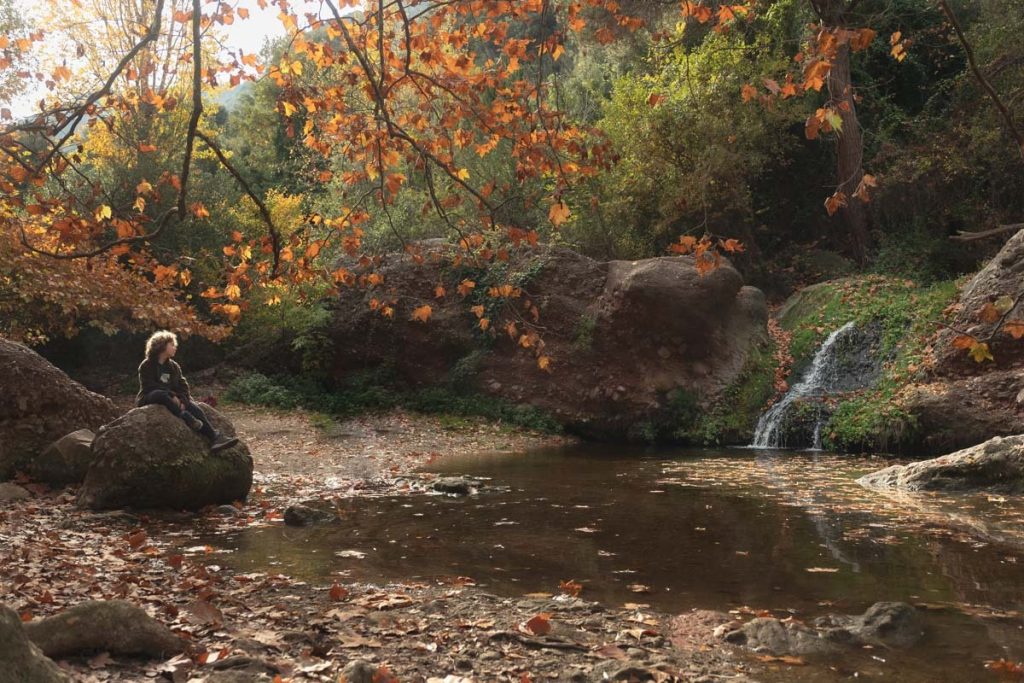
[207,445,1024,680]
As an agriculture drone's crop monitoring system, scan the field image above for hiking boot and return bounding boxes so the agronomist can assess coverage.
[183,413,204,432]
[211,434,240,452]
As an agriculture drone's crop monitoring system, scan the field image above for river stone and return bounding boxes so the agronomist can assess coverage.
[0,338,119,480]
[858,434,1024,493]
[814,602,923,649]
[24,600,187,659]
[77,405,253,511]
[0,481,31,503]
[29,429,95,487]
[284,503,338,526]
[431,477,481,495]
[723,602,921,657]
[340,660,379,683]
[0,605,71,683]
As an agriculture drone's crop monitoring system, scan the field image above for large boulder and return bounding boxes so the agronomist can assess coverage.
[77,404,253,510]
[934,229,1024,373]
[0,605,70,683]
[28,429,96,487]
[859,434,1024,493]
[0,339,119,480]
[323,246,768,441]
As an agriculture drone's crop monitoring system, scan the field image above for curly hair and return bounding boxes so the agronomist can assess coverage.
[144,330,178,360]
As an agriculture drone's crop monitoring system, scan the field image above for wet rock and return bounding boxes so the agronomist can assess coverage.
[722,602,921,657]
[77,405,253,510]
[0,338,119,480]
[30,429,95,487]
[215,504,242,516]
[814,602,923,649]
[23,600,187,658]
[723,617,836,656]
[858,435,1024,493]
[0,605,70,683]
[0,481,31,503]
[340,659,379,683]
[284,503,338,526]
[431,477,481,496]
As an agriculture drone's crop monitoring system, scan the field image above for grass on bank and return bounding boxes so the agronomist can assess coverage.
[222,369,562,435]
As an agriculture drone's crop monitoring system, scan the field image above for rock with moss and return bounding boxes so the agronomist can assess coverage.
[77,405,252,511]
[23,600,187,659]
[858,434,1024,493]
[0,338,119,480]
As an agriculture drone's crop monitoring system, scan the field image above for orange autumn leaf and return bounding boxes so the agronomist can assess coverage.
[548,201,571,226]
[411,305,432,322]
[521,613,551,636]
[1004,322,1024,340]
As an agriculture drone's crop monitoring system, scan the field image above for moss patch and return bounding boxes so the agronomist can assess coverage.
[778,275,959,453]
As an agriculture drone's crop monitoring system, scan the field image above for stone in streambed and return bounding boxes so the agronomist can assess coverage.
[0,605,71,683]
[858,434,1024,493]
[722,602,922,657]
[284,503,338,526]
[431,477,481,495]
[0,481,31,503]
[23,600,187,659]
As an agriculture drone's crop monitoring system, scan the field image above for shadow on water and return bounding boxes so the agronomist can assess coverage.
[206,444,1024,681]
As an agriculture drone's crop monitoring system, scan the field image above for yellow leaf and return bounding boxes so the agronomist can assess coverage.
[456,168,470,181]
[282,101,296,117]
[411,305,432,322]
[479,317,490,331]
[95,205,112,221]
[136,180,153,194]
[968,342,994,363]
[548,201,570,226]
[179,269,192,287]
[470,304,485,318]
[133,196,146,212]
[225,284,242,300]
[537,356,551,372]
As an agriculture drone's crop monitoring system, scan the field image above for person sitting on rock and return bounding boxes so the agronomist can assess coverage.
[137,330,239,452]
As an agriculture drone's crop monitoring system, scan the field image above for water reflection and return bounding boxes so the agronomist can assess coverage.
[206,445,1024,681]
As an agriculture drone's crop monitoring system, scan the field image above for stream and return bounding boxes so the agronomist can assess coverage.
[205,445,1024,681]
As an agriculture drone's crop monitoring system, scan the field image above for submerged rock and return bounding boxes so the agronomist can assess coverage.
[77,405,253,510]
[431,477,482,496]
[723,602,922,657]
[24,600,186,659]
[859,434,1024,493]
[284,503,338,526]
[0,338,119,480]
[30,429,96,487]
[0,605,70,683]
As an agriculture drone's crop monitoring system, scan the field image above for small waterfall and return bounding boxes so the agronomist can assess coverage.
[752,321,857,449]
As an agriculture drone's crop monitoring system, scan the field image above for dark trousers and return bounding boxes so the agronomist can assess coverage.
[139,390,215,438]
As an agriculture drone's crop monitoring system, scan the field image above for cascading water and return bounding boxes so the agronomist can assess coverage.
[752,321,857,449]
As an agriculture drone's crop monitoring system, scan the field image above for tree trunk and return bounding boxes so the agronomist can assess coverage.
[812,0,872,264]
[827,40,871,264]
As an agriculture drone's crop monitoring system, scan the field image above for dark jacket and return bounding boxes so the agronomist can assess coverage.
[137,357,191,405]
